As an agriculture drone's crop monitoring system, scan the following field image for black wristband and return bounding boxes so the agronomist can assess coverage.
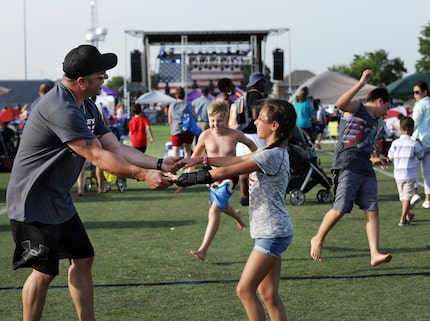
[157,158,163,171]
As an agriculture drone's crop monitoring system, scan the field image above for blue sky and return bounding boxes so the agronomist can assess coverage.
[2,0,429,81]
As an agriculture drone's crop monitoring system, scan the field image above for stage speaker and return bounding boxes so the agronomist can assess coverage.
[273,49,284,81]
[130,50,142,83]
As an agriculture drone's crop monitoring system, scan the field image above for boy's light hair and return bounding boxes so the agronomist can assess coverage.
[207,99,229,119]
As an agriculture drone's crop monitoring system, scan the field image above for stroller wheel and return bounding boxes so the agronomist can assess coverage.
[85,177,92,192]
[317,190,333,204]
[290,189,305,206]
[117,177,126,193]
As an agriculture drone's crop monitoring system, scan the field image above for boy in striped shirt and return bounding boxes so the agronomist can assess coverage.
[388,116,424,226]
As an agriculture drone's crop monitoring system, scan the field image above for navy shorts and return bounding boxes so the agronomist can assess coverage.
[10,214,94,276]
[332,169,378,213]
[254,235,293,257]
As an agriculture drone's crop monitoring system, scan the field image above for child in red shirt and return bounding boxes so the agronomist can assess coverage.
[128,103,154,153]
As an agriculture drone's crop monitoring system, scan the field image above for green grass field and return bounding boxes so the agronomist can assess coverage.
[1,124,429,320]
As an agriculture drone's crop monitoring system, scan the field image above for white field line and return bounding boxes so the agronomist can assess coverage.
[0,206,7,216]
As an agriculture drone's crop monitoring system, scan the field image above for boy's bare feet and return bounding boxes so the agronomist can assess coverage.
[235,210,247,230]
[190,250,206,261]
[310,236,323,262]
[370,253,392,266]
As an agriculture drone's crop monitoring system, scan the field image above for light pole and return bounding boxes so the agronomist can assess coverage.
[85,0,107,48]
[287,29,292,95]
[123,31,129,117]
[23,0,28,79]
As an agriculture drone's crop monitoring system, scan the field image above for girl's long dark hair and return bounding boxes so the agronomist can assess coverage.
[262,98,297,149]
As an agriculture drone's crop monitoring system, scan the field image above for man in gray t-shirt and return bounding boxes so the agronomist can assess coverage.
[7,83,110,224]
[7,45,183,321]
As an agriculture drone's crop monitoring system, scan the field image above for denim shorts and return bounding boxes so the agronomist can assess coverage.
[254,235,293,257]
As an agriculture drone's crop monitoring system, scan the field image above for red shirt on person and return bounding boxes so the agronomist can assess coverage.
[128,115,151,148]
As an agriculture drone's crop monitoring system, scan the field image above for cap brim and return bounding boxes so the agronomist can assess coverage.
[246,76,265,88]
[99,53,118,71]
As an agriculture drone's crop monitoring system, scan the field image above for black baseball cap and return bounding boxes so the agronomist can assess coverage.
[63,44,118,79]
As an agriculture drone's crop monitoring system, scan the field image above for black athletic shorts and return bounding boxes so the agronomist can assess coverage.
[10,214,94,276]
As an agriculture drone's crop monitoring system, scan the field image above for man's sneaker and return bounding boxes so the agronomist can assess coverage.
[410,194,421,209]
[422,201,430,209]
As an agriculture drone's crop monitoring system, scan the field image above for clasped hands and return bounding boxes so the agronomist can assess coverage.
[157,157,214,192]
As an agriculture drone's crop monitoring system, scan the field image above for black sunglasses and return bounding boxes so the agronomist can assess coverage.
[413,90,422,95]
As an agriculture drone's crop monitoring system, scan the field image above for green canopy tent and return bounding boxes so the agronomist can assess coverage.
[386,72,430,99]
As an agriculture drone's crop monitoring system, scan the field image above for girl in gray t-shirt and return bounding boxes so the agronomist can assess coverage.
[176,98,296,321]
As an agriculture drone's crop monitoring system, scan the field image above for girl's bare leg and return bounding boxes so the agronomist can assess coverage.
[237,249,286,321]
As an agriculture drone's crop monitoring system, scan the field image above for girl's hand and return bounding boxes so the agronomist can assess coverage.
[173,186,185,195]
[181,157,201,170]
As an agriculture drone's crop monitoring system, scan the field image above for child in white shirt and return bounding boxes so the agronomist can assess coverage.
[388,116,424,226]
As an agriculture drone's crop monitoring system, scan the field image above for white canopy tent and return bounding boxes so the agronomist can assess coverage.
[136,91,176,105]
[289,71,376,105]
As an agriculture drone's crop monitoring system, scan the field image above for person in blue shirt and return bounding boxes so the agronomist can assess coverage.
[191,87,213,133]
[412,80,430,208]
[292,86,317,142]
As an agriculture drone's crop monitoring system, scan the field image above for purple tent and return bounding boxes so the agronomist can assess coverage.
[187,89,201,102]
[101,86,119,97]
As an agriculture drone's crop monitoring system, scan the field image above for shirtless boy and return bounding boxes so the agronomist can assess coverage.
[183,99,257,260]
